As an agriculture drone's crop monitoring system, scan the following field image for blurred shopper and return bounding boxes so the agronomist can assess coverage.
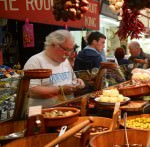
[81,31,91,49]
[114,47,129,80]
[128,41,150,68]
[101,48,107,62]
[114,47,129,66]
[74,31,106,71]
[24,30,85,107]
[81,31,107,62]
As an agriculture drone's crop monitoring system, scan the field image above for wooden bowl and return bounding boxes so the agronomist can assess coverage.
[68,116,112,137]
[134,59,147,64]
[90,129,150,147]
[101,62,117,69]
[4,133,81,147]
[23,69,52,79]
[42,107,80,127]
[120,114,150,130]
[118,84,150,97]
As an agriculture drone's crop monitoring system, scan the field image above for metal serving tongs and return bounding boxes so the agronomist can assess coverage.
[55,125,67,147]
[124,112,129,147]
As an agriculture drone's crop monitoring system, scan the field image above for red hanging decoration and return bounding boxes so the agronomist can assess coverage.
[116,2,145,40]
[22,18,35,48]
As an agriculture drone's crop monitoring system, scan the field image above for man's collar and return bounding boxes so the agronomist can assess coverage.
[84,45,100,54]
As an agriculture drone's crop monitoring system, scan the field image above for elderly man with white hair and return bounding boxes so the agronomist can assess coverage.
[128,41,150,68]
[24,29,85,107]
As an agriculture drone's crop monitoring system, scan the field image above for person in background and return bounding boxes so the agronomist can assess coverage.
[128,41,150,68]
[81,31,91,49]
[81,31,107,62]
[114,47,129,80]
[24,30,85,107]
[74,31,106,71]
[114,47,129,66]
[121,44,127,54]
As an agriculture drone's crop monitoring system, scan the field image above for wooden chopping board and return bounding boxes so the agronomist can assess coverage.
[94,100,149,112]
[120,101,148,111]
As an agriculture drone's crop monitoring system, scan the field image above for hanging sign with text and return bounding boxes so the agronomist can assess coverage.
[22,19,35,48]
[0,0,100,30]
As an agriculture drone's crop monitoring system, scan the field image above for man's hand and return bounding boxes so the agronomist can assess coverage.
[62,79,85,95]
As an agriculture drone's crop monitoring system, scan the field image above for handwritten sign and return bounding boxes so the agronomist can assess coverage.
[28,105,42,117]
[0,0,100,30]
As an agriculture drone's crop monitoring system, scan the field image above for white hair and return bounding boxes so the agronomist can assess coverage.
[44,29,74,47]
[128,41,141,50]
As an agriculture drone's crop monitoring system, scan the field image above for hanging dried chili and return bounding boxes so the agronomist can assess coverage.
[116,2,145,40]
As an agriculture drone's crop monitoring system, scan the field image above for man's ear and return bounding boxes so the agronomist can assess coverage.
[92,40,97,45]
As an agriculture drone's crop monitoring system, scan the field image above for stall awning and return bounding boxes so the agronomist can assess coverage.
[0,0,100,30]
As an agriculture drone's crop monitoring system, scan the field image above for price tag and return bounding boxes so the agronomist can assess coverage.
[28,105,42,117]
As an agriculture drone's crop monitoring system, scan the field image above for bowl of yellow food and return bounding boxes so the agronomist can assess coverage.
[94,89,130,106]
[120,114,150,130]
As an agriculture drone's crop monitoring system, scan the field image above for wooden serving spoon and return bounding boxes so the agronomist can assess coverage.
[44,117,94,147]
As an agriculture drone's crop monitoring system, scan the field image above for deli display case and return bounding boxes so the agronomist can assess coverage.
[0,66,149,147]
[0,69,52,122]
[0,77,19,121]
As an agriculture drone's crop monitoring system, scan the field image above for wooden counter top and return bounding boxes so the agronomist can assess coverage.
[94,100,149,112]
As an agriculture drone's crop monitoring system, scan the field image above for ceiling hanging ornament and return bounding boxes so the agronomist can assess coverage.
[52,0,89,22]
[108,0,150,40]
[115,1,146,40]
[109,0,124,21]
[109,0,124,14]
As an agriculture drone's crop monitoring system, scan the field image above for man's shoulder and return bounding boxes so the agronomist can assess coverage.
[128,56,133,60]
[28,51,44,59]
[80,48,101,57]
[142,51,150,59]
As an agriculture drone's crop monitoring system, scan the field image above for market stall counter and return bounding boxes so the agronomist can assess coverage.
[0,66,150,146]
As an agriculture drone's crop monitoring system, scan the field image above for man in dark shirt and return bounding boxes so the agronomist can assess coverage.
[74,31,106,71]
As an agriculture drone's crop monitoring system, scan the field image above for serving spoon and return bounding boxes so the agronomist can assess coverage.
[124,112,129,147]
[0,129,26,140]
[55,125,67,147]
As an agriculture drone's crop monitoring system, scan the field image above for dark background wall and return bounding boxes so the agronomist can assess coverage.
[1,19,79,68]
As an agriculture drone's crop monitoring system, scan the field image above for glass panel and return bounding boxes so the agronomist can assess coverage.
[0,77,20,121]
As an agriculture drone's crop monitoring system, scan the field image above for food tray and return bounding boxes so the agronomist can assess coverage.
[68,116,112,137]
[90,129,150,147]
[42,107,80,127]
[118,84,150,97]
[120,114,150,130]
[94,97,130,106]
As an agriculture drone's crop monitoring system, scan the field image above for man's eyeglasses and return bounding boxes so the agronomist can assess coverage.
[58,44,74,53]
